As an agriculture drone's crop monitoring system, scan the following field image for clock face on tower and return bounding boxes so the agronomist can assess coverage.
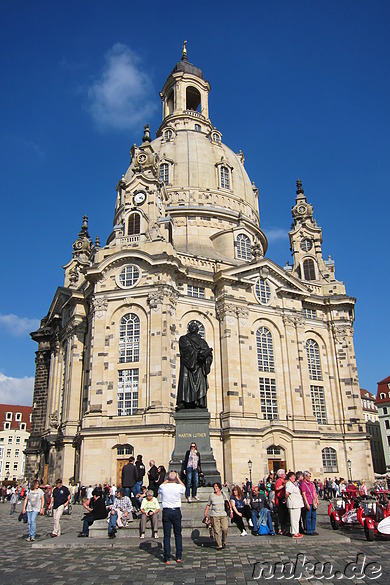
[133,191,146,206]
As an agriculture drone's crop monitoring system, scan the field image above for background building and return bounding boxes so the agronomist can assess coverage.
[360,388,386,475]
[0,404,31,482]
[26,50,374,486]
[375,376,390,473]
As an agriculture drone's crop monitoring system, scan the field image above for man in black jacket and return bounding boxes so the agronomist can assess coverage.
[78,487,107,537]
[135,454,146,495]
[51,478,71,538]
[148,460,159,497]
[121,456,138,499]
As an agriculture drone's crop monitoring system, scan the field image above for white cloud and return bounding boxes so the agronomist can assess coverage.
[266,228,288,243]
[87,44,157,131]
[0,373,34,406]
[0,314,40,337]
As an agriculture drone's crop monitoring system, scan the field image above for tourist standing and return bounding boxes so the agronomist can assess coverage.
[301,471,319,536]
[285,471,304,539]
[121,456,138,499]
[183,442,201,503]
[204,482,229,549]
[148,460,159,497]
[51,478,71,537]
[274,469,288,534]
[159,471,185,564]
[135,454,146,495]
[22,480,45,542]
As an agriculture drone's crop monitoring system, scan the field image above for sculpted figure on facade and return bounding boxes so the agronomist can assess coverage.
[176,322,213,410]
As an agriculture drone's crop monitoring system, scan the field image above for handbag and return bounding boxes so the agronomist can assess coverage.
[224,499,231,516]
[308,482,318,509]
[18,511,28,523]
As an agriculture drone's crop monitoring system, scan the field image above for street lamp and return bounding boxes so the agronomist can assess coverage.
[347,459,352,482]
[248,459,253,490]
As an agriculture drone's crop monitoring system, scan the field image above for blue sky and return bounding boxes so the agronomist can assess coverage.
[1,1,389,405]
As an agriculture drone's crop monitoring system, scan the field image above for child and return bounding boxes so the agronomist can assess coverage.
[10,489,17,515]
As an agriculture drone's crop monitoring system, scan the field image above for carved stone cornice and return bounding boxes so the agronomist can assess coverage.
[147,286,178,312]
[216,301,237,321]
[50,335,60,356]
[91,295,108,318]
[282,314,305,328]
[331,323,354,343]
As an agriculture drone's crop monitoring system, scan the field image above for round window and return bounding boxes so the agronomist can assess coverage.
[118,265,140,288]
[255,278,271,305]
[300,238,313,252]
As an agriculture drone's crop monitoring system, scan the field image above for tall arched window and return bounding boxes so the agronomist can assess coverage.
[220,166,230,189]
[186,86,201,111]
[257,326,278,419]
[128,213,140,236]
[256,327,274,372]
[306,339,322,380]
[236,234,251,260]
[159,163,169,185]
[303,258,316,280]
[119,314,140,363]
[322,447,338,472]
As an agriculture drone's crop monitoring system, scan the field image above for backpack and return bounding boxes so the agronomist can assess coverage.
[258,523,270,535]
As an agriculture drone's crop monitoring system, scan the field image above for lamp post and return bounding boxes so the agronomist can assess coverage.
[248,459,253,491]
[347,459,352,482]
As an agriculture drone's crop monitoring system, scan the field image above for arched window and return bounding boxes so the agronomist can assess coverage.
[128,213,140,236]
[322,448,338,472]
[306,339,322,380]
[220,166,230,189]
[186,86,201,111]
[119,314,140,363]
[255,278,271,305]
[303,258,316,281]
[236,234,251,260]
[159,163,169,185]
[256,327,274,372]
[166,90,174,116]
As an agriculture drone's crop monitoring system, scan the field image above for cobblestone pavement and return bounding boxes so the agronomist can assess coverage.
[1,501,388,584]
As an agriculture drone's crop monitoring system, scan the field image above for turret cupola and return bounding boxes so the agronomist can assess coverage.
[157,42,212,136]
[288,180,344,294]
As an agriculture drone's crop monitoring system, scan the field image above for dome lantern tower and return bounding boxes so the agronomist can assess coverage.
[157,42,212,136]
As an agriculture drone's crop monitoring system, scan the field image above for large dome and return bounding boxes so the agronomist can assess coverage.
[151,128,257,207]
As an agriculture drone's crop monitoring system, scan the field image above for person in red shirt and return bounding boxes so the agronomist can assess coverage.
[274,469,288,534]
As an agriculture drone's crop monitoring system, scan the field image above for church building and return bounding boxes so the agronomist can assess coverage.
[25,47,374,486]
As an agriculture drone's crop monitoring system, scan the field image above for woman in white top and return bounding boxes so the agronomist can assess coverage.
[22,479,45,542]
[285,471,304,539]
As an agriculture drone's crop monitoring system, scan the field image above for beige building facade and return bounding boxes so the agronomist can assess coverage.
[26,49,374,486]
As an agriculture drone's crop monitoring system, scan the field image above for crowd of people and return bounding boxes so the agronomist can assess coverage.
[5,445,390,563]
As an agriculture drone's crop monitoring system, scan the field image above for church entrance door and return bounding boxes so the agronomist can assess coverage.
[116,459,128,487]
[268,459,286,475]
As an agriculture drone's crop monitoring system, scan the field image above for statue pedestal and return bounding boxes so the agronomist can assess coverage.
[170,409,221,486]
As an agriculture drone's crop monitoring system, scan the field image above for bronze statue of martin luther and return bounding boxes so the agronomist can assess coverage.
[176,323,213,410]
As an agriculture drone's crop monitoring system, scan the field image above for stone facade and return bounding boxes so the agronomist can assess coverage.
[375,376,390,472]
[26,49,374,486]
